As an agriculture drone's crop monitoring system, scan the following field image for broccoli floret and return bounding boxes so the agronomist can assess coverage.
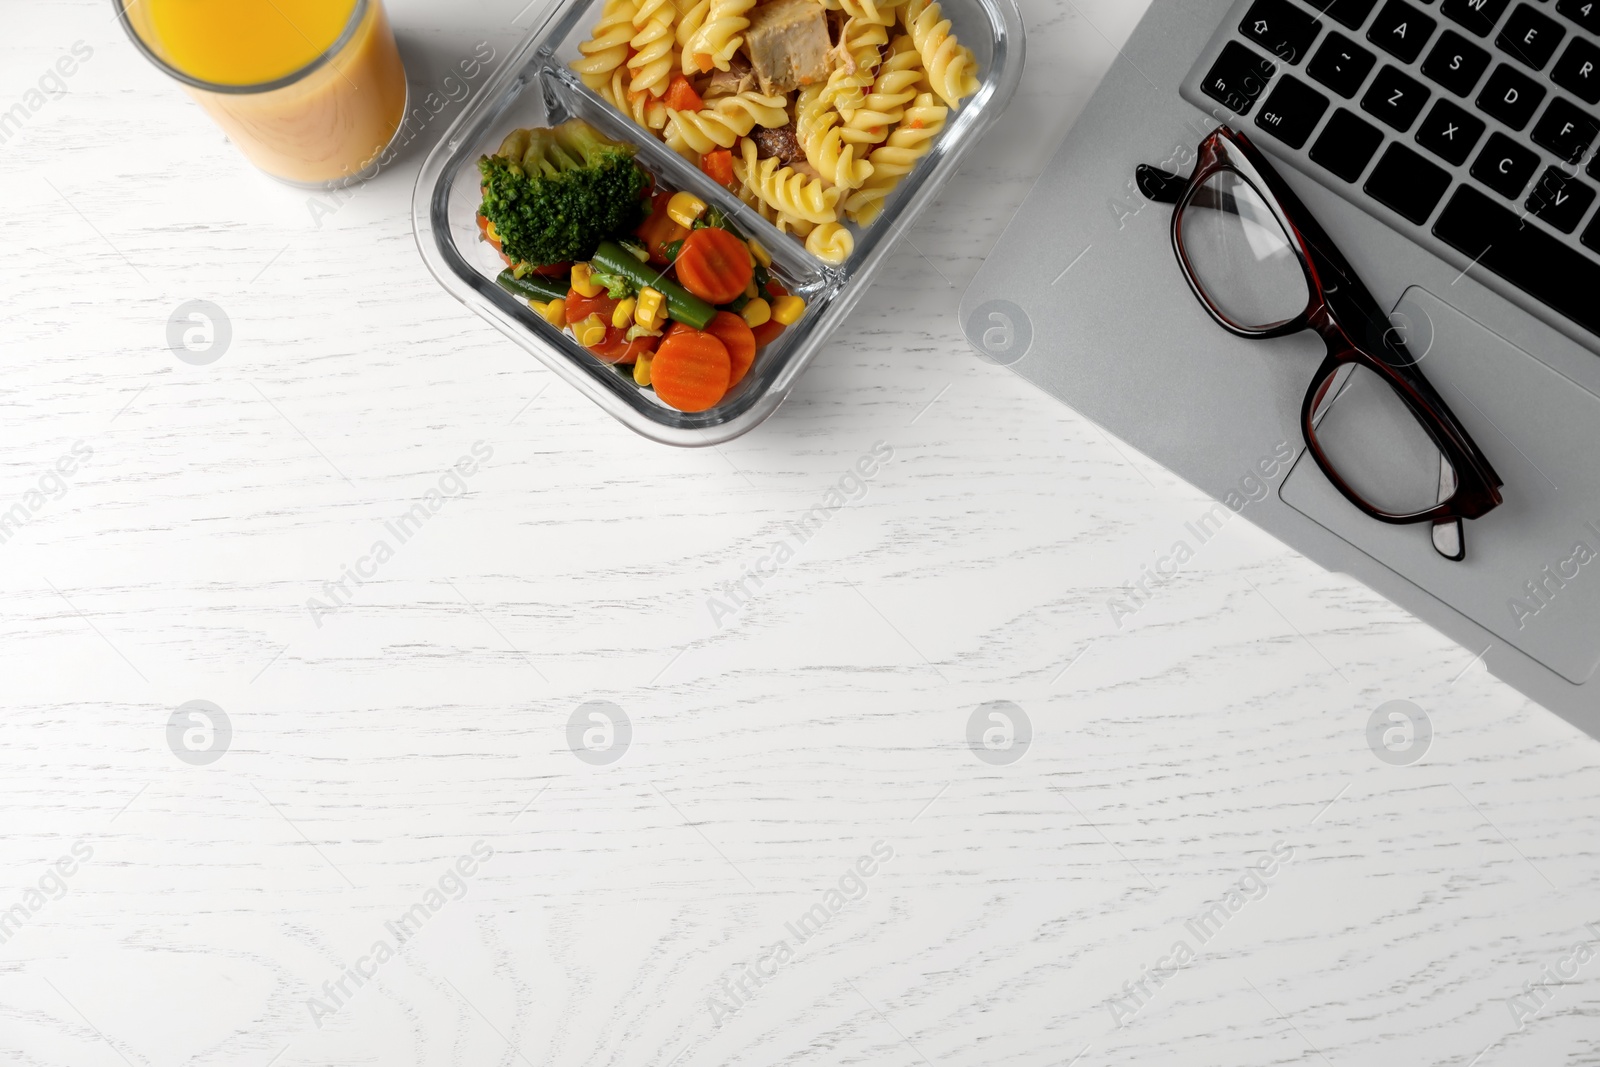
[478,119,649,268]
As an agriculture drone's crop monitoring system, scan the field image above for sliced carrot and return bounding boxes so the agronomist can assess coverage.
[567,288,620,326]
[700,148,735,188]
[706,311,756,387]
[651,327,731,411]
[666,73,705,112]
[637,188,691,265]
[750,319,785,348]
[694,53,715,74]
[675,227,754,304]
[590,326,657,366]
[766,280,788,299]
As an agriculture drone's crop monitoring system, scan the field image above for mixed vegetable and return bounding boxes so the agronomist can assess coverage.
[477,119,806,413]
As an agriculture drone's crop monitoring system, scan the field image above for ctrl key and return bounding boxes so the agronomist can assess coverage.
[1256,76,1331,148]
[1202,41,1279,115]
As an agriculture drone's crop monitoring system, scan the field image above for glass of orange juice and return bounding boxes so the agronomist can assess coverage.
[114,0,409,187]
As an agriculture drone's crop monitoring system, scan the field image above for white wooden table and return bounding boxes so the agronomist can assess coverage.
[4,2,1600,1065]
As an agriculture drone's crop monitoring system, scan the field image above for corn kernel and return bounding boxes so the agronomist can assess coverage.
[576,313,608,348]
[667,191,707,228]
[748,238,772,269]
[541,298,566,328]
[485,220,500,243]
[744,278,759,300]
[772,294,806,326]
[636,287,666,331]
[741,298,771,328]
[570,262,603,299]
[633,353,654,387]
[612,298,637,329]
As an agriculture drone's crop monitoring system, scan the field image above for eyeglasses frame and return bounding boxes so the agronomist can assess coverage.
[1136,126,1503,561]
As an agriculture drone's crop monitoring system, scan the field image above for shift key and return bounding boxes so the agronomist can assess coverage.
[1241,0,1323,64]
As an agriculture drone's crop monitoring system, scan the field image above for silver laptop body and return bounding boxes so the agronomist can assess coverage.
[964,0,1600,736]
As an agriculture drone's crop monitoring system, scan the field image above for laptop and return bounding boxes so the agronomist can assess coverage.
[963,0,1600,736]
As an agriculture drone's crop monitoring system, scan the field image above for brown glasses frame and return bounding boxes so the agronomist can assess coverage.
[1136,126,1503,561]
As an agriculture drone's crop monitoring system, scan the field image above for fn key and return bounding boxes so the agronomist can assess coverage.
[1256,76,1331,148]
[1202,41,1279,115]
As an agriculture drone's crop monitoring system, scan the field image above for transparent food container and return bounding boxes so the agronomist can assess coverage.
[412,0,1025,446]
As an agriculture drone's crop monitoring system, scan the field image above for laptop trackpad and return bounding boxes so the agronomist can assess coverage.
[1280,286,1600,685]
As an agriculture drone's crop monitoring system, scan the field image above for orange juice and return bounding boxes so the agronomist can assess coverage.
[121,0,408,185]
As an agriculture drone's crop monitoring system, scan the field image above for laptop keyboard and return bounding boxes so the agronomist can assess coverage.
[1183,0,1600,338]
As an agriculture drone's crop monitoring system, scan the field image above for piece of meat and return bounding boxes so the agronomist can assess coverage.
[744,0,832,95]
[751,124,804,166]
[706,54,756,97]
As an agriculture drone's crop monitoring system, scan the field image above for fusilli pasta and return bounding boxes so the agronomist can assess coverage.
[820,13,893,117]
[571,0,640,90]
[665,91,789,158]
[805,221,854,263]
[902,0,978,109]
[796,85,874,189]
[735,137,842,225]
[602,67,670,130]
[844,91,947,224]
[839,35,922,147]
[569,0,983,260]
[684,0,755,72]
[628,0,681,98]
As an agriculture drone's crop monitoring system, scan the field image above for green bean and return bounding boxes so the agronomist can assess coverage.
[495,268,566,304]
[589,241,717,331]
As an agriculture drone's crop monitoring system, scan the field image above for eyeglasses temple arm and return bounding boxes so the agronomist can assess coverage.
[1135,164,1189,205]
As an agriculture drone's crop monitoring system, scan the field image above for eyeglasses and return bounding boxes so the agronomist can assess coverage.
[1135,126,1503,562]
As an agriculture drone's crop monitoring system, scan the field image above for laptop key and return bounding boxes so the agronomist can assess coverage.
[1531,96,1600,160]
[1369,0,1439,62]
[1477,62,1548,127]
[1416,98,1488,162]
[1435,185,1600,336]
[1496,4,1566,70]
[1526,166,1598,231]
[1201,41,1278,114]
[1310,106,1387,180]
[1556,0,1600,35]
[1306,0,1382,30]
[1365,142,1454,221]
[1422,30,1493,95]
[1362,65,1433,128]
[1309,31,1379,96]
[1471,130,1542,195]
[1551,37,1600,103]
[1442,0,1512,37]
[1256,75,1333,147]
[1240,0,1322,63]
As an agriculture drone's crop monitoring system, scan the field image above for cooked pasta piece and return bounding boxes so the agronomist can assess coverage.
[684,0,756,72]
[820,13,893,117]
[796,85,874,189]
[805,221,854,263]
[844,91,947,225]
[628,0,680,98]
[571,0,640,90]
[734,137,841,225]
[902,0,979,108]
[819,0,912,22]
[602,67,669,130]
[665,91,789,158]
[676,0,711,70]
[840,35,922,147]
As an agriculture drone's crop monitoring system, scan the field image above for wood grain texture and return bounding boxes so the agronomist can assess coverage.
[3,1,1600,1065]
